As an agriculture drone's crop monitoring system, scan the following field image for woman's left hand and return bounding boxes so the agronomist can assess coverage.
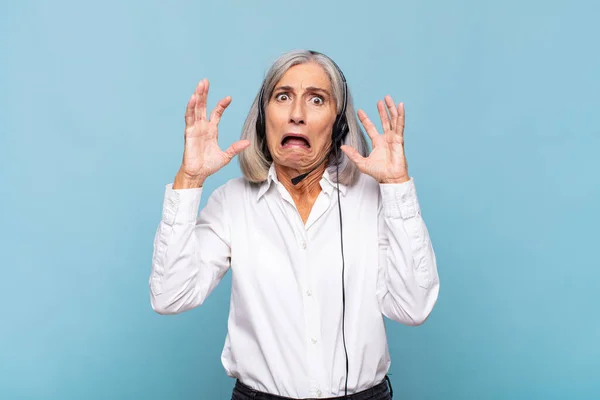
[341,95,410,184]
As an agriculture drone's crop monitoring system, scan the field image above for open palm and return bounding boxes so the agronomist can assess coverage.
[341,95,409,184]
[180,79,249,182]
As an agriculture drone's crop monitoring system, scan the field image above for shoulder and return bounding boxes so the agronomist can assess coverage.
[219,176,247,191]
[212,176,260,203]
[350,171,381,194]
[345,172,382,206]
[200,177,254,222]
[223,176,258,193]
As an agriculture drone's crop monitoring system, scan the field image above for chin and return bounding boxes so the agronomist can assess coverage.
[272,149,314,169]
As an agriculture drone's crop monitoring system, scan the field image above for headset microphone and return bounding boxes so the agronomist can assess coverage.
[290,174,308,186]
[291,153,330,185]
[290,173,309,186]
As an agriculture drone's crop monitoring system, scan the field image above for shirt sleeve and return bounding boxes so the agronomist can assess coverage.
[149,183,231,315]
[376,178,440,325]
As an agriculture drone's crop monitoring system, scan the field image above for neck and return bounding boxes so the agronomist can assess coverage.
[274,161,327,199]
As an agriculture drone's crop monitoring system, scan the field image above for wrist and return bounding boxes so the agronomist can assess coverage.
[173,169,205,189]
[380,176,410,184]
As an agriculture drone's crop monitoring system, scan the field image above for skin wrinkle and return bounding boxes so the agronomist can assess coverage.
[265,62,338,224]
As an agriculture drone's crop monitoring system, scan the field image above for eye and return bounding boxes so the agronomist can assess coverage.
[310,95,324,105]
[275,93,290,101]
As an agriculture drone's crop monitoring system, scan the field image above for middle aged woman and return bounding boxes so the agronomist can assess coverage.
[149,49,440,400]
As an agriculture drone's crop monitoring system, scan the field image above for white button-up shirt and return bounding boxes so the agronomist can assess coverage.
[149,164,440,398]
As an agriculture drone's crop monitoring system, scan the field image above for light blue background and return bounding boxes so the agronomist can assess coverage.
[1,0,599,399]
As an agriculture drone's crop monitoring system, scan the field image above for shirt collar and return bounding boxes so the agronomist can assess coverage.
[256,163,348,200]
[256,163,278,200]
[320,167,348,197]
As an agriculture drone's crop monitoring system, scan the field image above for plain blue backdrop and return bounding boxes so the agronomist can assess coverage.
[1,0,599,399]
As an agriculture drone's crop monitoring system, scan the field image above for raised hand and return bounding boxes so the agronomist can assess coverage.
[341,95,409,184]
[174,78,250,189]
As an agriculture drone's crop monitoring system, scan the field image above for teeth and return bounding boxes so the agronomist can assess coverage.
[283,137,309,147]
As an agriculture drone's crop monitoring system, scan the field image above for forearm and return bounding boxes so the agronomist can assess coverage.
[377,178,440,325]
[149,183,230,314]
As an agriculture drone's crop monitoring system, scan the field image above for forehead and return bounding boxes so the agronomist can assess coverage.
[275,62,332,89]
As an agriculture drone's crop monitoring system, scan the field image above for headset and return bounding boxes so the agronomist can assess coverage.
[255,50,351,398]
[255,51,350,173]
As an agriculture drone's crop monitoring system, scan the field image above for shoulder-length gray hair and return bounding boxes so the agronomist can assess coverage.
[238,49,369,186]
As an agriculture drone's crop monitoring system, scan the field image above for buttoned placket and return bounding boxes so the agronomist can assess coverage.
[304,190,334,398]
[276,182,332,398]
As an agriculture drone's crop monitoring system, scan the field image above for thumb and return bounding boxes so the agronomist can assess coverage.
[224,139,251,160]
[340,145,367,172]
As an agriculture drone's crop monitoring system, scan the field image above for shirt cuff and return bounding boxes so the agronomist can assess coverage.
[162,183,203,225]
[380,177,421,219]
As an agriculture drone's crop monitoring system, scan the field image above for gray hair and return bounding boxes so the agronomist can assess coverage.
[238,49,369,186]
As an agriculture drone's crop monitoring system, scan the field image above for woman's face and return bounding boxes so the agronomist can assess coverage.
[265,62,338,172]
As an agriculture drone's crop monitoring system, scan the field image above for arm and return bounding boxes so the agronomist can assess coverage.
[376,178,439,325]
[340,95,439,324]
[149,78,248,314]
[149,184,231,315]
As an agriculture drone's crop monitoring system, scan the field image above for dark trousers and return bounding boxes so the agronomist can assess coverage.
[231,376,393,400]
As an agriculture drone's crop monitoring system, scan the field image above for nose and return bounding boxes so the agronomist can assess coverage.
[289,98,306,125]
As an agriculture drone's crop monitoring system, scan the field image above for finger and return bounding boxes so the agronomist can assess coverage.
[194,80,206,121]
[396,102,405,137]
[377,100,391,133]
[357,109,379,140]
[197,78,209,120]
[223,139,251,160]
[201,78,210,120]
[210,96,232,125]
[385,95,398,131]
[340,144,367,172]
[185,92,196,127]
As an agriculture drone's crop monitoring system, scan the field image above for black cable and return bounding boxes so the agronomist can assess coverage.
[335,150,349,398]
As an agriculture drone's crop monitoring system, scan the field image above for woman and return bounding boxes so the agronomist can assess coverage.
[149,49,440,400]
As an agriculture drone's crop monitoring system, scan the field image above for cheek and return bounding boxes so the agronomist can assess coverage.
[264,123,278,145]
[313,118,335,141]
[265,106,288,126]
[265,113,287,141]
[313,108,336,129]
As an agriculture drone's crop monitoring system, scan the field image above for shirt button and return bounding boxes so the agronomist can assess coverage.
[301,241,307,249]
[306,290,312,296]
[311,337,317,344]
[316,389,322,397]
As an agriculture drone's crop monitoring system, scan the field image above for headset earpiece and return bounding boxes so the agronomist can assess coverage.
[256,86,266,139]
[332,113,349,149]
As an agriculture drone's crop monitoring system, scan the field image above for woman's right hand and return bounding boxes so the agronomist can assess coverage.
[174,78,250,189]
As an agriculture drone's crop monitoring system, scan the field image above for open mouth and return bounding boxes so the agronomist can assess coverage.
[281,134,310,149]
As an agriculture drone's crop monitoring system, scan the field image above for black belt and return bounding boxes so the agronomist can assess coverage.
[233,376,393,399]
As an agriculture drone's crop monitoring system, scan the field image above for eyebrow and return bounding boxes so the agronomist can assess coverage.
[273,85,331,97]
